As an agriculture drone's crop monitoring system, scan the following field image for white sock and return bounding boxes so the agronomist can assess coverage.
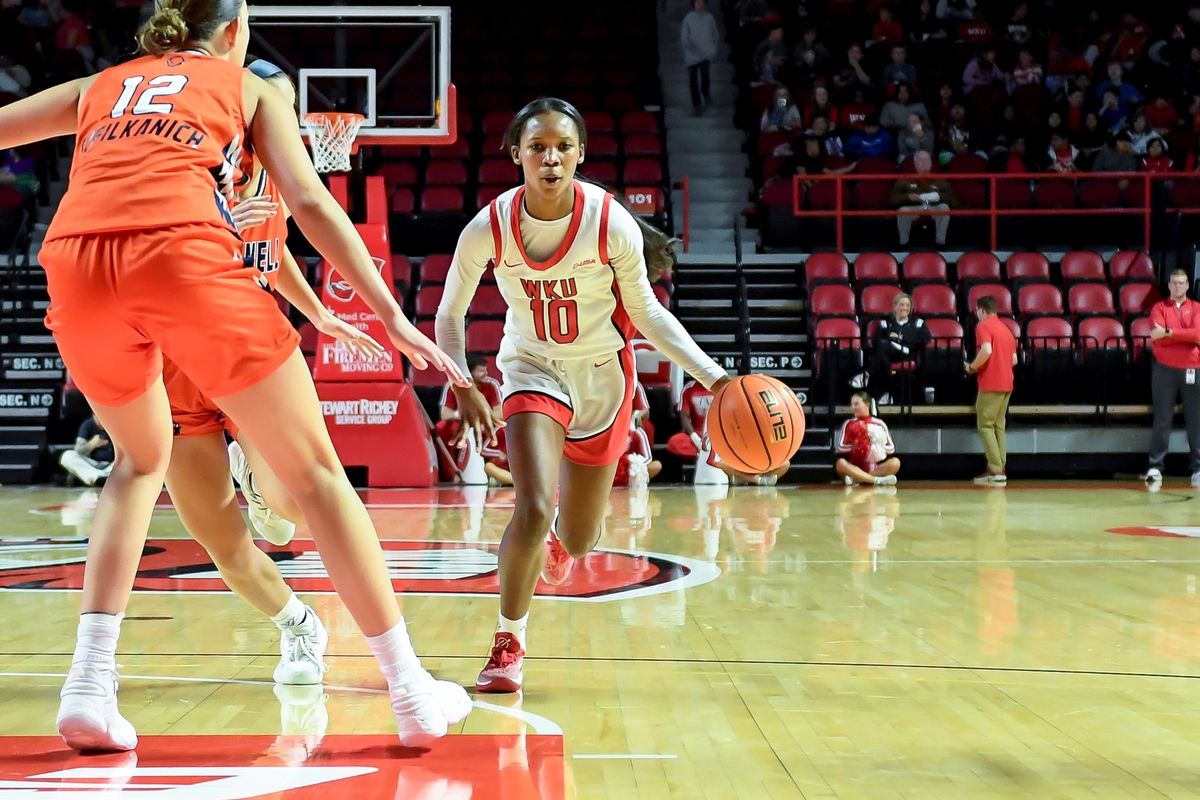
[365,619,419,680]
[71,612,122,669]
[497,613,528,647]
[270,593,308,629]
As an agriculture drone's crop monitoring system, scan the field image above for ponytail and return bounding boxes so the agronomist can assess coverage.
[136,0,241,56]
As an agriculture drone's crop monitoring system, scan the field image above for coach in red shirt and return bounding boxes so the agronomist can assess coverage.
[1145,269,1200,485]
[966,295,1017,483]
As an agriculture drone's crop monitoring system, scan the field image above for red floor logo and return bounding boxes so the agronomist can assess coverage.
[0,734,564,799]
[0,539,718,601]
[1107,526,1200,539]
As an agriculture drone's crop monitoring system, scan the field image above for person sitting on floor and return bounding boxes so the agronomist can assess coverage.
[836,392,900,486]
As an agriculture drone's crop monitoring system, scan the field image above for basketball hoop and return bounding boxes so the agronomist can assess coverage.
[303,112,365,173]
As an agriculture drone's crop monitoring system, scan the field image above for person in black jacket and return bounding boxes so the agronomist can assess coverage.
[868,292,931,404]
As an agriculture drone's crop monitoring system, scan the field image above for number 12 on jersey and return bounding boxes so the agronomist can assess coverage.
[521,277,579,344]
[110,74,189,118]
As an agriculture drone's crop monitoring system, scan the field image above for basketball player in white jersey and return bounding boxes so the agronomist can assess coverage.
[436,98,731,692]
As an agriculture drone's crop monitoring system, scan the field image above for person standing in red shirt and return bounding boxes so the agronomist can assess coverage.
[1145,270,1200,485]
[966,296,1017,483]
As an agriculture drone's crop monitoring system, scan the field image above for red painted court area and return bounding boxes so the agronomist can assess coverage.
[0,735,564,799]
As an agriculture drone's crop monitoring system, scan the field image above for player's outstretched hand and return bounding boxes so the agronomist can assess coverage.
[385,318,470,387]
[315,313,386,360]
[230,195,279,233]
[452,384,505,451]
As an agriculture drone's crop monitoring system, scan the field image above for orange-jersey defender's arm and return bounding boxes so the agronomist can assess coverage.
[0,76,94,149]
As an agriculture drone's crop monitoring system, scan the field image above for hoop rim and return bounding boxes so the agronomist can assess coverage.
[303,111,367,126]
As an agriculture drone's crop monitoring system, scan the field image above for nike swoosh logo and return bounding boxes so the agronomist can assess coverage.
[594,359,613,368]
[503,260,523,269]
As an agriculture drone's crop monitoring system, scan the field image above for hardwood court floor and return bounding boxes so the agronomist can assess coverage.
[2,481,1200,798]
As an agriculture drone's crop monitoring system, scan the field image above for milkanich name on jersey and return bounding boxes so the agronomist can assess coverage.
[81,116,206,153]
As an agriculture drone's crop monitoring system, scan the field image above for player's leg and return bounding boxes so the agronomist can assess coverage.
[836,457,879,485]
[57,379,173,752]
[484,461,514,486]
[555,459,621,557]
[872,458,901,480]
[232,433,305,538]
[164,433,326,685]
[476,411,564,693]
[213,351,470,741]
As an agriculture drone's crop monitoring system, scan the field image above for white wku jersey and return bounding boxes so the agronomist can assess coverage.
[487,180,633,362]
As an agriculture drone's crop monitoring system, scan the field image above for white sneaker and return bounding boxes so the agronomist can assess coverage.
[850,371,869,389]
[627,455,649,489]
[57,663,137,752]
[433,679,473,726]
[990,473,1008,484]
[1143,468,1163,483]
[756,474,779,486]
[270,684,328,766]
[229,441,296,546]
[844,475,855,486]
[274,607,328,685]
[386,666,454,746]
[878,393,893,405]
[1191,471,1200,487]
[874,474,897,486]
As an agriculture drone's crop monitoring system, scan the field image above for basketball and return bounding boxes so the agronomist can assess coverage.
[708,375,805,474]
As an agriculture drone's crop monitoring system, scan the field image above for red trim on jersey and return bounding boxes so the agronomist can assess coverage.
[610,279,635,341]
[504,390,573,432]
[563,341,636,466]
[510,181,586,272]
[488,200,502,266]
[598,192,613,264]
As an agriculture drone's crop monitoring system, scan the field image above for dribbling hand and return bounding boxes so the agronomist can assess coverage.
[315,314,386,360]
[230,195,280,233]
[384,319,471,388]
[452,384,505,451]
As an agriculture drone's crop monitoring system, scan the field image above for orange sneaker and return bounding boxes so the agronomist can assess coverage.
[540,529,574,585]
[475,633,525,694]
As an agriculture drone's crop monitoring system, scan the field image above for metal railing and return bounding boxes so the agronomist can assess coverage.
[733,214,751,375]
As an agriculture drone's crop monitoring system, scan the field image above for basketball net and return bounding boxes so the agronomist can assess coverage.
[303,112,365,173]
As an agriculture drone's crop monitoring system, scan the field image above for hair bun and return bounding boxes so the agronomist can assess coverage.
[137,6,189,55]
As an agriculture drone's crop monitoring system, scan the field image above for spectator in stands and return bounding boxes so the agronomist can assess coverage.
[957,9,994,46]
[667,379,712,468]
[755,26,788,76]
[880,82,930,132]
[435,354,505,483]
[807,115,848,159]
[1110,12,1149,70]
[1063,87,1087,135]
[760,86,803,132]
[846,115,894,159]
[1005,2,1032,49]
[833,43,873,94]
[868,292,931,405]
[1098,88,1127,133]
[803,85,839,129]
[0,148,38,205]
[54,1,98,75]
[784,133,854,182]
[890,150,956,246]
[1092,132,1138,189]
[1183,46,1200,97]
[60,413,114,487]
[793,26,831,73]
[1011,49,1043,86]
[1128,113,1154,154]
[898,113,935,159]
[835,392,899,486]
[842,88,877,130]
[870,6,904,48]
[0,55,32,98]
[1096,62,1144,118]
[1143,137,1173,172]
[1046,132,1079,172]
[737,0,771,28]
[963,47,1005,95]
[966,295,1016,484]
[936,0,976,23]
[1144,269,1200,486]
[1145,95,1180,135]
[681,0,720,115]
[909,0,947,43]
[1075,113,1108,167]
[881,45,917,87]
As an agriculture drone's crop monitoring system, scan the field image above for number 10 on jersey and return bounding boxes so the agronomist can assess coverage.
[521,277,579,344]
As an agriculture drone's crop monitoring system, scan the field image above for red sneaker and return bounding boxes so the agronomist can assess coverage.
[475,633,524,693]
[540,529,574,586]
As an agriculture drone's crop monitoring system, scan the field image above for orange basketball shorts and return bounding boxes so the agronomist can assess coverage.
[40,224,299,407]
[162,357,239,438]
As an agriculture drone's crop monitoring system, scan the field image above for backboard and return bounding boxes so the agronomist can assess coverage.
[247,5,456,147]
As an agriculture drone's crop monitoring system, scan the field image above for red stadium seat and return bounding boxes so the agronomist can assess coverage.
[390,188,415,215]
[762,179,795,208]
[850,180,892,210]
[419,254,453,285]
[998,315,1022,342]
[582,161,620,185]
[854,252,899,285]
[805,253,850,294]
[947,153,987,173]
[1171,179,1200,207]
[956,252,1001,286]
[1118,282,1161,319]
[469,284,507,317]
[466,319,505,353]
[925,317,964,348]
[482,111,511,135]
[1034,180,1078,209]
[1006,252,1050,285]
[853,156,895,175]
[1109,250,1156,285]
[912,283,956,317]
[478,159,519,185]
[805,180,837,209]
[809,284,856,318]
[1078,178,1121,209]
[814,317,862,349]
[481,133,507,156]
[620,111,660,134]
[967,283,1013,316]
[588,133,619,159]
[623,158,663,185]
[1078,316,1126,354]
[860,284,903,318]
[1130,316,1154,360]
[1067,283,1115,318]
[378,161,418,187]
[757,131,792,158]
[602,91,640,111]
[425,160,468,186]
[623,134,663,157]
[1025,316,1073,349]
[995,179,1033,208]
[1018,283,1064,318]
[415,285,443,318]
[476,185,506,206]
[1060,251,1106,284]
[419,187,464,213]
[903,252,948,285]
[950,179,988,209]
[583,111,615,133]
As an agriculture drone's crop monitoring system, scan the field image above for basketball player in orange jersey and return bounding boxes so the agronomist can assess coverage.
[157,59,382,689]
[0,0,471,750]
[436,98,732,693]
